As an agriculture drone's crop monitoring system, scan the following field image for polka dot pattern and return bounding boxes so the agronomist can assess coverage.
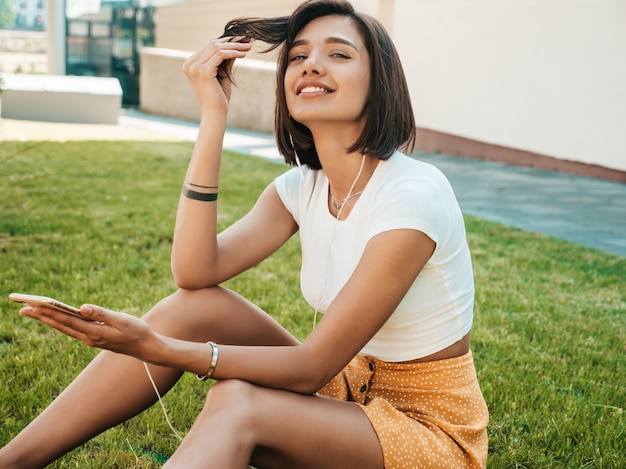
[318,351,489,468]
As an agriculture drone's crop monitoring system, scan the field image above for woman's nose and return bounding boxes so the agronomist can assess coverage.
[302,53,323,75]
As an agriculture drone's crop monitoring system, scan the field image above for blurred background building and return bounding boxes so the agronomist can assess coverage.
[8,0,46,30]
[1,0,624,181]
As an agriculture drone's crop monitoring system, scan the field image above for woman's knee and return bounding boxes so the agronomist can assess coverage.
[199,379,261,432]
[141,287,222,341]
[142,287,297,348]
[204,379,257,414]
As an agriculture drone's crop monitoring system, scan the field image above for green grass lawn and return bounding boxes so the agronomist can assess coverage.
[1,140,624,468]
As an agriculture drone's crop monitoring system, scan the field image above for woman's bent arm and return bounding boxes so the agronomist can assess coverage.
[171,38,297,288]
[158,229,436,393]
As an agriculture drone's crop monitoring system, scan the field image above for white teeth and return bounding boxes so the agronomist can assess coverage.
[300,86,328,94]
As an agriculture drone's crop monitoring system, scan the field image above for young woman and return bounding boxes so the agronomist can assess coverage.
[0,1,488,467]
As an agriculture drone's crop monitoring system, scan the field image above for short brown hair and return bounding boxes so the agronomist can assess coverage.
[222,0,416,169]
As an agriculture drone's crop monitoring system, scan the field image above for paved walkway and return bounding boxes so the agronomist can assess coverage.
[415,152,626,258]
[2,109,624,258]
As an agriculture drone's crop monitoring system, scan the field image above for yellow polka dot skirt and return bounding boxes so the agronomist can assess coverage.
[318,351,489,468]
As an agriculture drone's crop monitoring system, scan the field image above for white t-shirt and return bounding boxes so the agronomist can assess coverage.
[274,151,474,362]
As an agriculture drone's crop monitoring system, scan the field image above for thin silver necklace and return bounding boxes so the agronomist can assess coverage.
[327,153,367,218]
[329,188,363,214]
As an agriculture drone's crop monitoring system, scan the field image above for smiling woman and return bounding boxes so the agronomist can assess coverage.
[0,2,488,468]
[284,15,371,136]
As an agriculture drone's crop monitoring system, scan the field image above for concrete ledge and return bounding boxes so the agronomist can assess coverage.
[140,47,277,133]
[0,73,122,124]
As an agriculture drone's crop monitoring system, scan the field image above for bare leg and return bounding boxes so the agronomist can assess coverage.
[0,287,298,469]
[164,379,384,469]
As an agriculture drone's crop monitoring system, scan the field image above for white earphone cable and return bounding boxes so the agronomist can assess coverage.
[143,361,184,441]
[312,153,367,330]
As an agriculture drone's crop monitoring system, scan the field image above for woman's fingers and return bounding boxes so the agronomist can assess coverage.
[182,37,252,111]
[20,304,94,343]
[20,303,151,354]
[183,37,251,79]
[225,35,251,43]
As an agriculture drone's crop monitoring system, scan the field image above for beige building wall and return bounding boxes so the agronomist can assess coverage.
[394,0,626,173]
[142,0,625,178]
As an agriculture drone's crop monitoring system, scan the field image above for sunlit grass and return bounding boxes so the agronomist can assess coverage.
[0,141,624,468]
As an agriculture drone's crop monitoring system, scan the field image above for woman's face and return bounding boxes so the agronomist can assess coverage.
[284,15,371,130]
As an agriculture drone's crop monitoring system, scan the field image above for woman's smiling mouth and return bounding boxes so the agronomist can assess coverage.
[297,84,333,95]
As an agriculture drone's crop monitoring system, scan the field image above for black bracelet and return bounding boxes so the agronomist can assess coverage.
[182,186,218,202]
[186,179,218,190]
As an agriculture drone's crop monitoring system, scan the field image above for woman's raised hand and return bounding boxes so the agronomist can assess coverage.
[183,36,252,117]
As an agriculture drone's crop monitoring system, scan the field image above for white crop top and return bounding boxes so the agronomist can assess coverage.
[274,151,474,362]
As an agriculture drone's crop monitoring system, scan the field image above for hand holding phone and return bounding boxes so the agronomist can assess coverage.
[9,293,91,321]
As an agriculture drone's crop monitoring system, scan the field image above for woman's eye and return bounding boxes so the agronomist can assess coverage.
[289,54,307,62]
[331,52,350,59]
